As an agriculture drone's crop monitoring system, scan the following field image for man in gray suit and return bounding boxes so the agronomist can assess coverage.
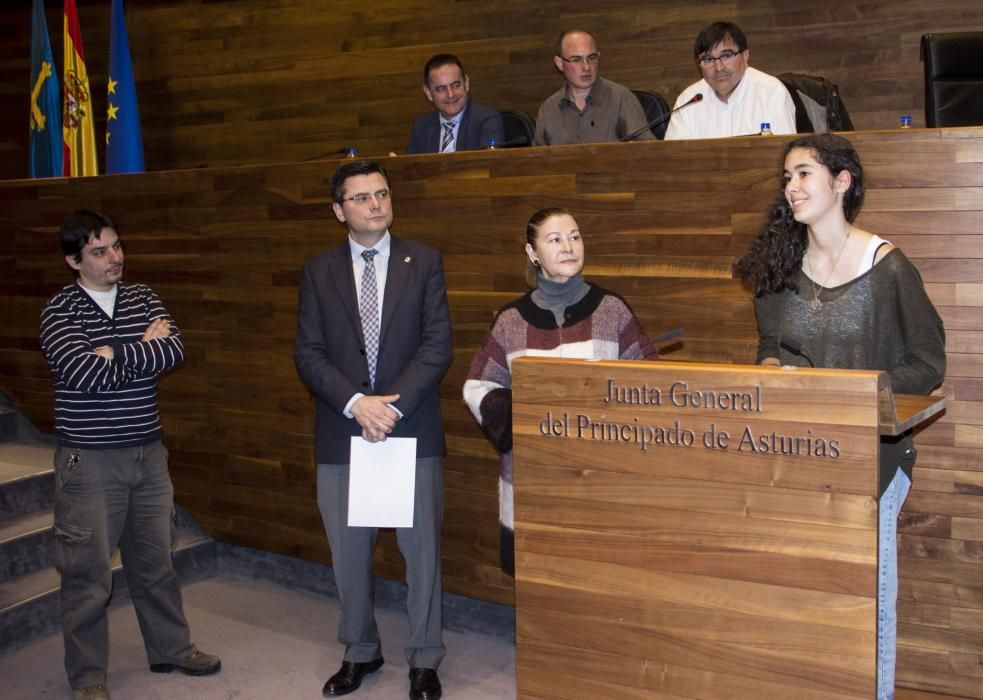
[294,160,452,700]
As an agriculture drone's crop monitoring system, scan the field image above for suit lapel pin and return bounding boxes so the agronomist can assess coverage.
[404,256,412,263]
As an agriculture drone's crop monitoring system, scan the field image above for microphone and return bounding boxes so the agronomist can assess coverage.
[652,326,683,355]
[780,336,816,367]
[655,326,684,349]
[300,147,358,162]
[622,93,703,142]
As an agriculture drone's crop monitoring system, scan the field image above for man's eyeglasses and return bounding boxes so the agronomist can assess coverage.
[558,53,600,65]
[698,49,741,66]
[340,189,391,205]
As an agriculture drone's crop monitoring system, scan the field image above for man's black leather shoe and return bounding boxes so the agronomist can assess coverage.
[322,658,384,696]
[409,667,442,700]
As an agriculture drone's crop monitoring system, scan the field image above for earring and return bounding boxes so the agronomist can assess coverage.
[532,260,541,268]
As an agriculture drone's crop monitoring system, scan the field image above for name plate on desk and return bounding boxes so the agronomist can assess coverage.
[515,359,885,494]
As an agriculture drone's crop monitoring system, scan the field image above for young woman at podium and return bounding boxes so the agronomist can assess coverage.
[462,206,658,574]
[736,133,946,700]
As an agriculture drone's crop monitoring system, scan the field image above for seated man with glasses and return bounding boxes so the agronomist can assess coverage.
[665,21,795,140]
[533,29,653,146]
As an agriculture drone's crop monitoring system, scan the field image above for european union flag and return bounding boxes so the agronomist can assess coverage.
[29,0,61,178]
[106,0,144,173]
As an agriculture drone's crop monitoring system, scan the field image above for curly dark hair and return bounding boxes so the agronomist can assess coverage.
[735,133,865,296]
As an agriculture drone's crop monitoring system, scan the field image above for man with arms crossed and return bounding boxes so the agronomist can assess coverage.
[533,29,653,145]
[406,53,505,154]
[294,160,452,700]
[40,210,220,700]
[665,21,795,140]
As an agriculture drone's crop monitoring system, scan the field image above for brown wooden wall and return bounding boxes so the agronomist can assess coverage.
[4,0,983,179]
[1,128,981,696]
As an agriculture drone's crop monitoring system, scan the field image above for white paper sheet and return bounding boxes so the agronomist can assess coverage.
[347,436,417,527]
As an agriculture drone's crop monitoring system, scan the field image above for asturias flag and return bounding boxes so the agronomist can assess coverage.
[30,0,62,178]
[106,0,144,173]
[62,0,98,177]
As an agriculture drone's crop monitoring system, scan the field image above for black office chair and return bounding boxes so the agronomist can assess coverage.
[921,32,983,127]
[778,73,853,133]
[631,89,671,140]
[498,110,535,147]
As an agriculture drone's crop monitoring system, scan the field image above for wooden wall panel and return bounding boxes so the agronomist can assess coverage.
[0,129,982,695]
[3,0,983,179]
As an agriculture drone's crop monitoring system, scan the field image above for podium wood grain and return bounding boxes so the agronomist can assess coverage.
[512,358,881,698]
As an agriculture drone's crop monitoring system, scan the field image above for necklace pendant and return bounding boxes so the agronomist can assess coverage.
[807,297,823,313]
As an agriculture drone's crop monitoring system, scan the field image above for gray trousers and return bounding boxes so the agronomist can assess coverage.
[53,441,193,689]
[317,455,445,669]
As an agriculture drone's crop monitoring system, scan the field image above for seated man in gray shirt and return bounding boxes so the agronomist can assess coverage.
[533,30,653,146]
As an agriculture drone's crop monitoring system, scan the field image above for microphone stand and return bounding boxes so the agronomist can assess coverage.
[780,337,816,367]
[621,94,703,142]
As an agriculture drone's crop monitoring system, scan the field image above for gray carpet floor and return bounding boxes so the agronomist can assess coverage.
[0,575,517,700]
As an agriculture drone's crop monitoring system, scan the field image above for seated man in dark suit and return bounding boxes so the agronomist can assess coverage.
[406,54,505,154]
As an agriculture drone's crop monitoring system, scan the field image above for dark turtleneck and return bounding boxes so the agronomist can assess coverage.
[531,273,590,327]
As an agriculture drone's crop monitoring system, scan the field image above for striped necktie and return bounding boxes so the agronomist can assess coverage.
[360,249,380,387]
[440,121,455,153]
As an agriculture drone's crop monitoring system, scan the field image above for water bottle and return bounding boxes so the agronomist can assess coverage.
[345,147,358,159]
[487,139,497,150]
[759,122,773,136]
[899,115,912,129]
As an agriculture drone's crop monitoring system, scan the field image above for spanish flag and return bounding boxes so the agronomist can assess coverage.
[62,0,97,177]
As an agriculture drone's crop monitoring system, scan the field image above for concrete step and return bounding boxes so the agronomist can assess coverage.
[0,510,54,581]
[0,443,55,521]
[0,498,210,586]
[0,531,216,652]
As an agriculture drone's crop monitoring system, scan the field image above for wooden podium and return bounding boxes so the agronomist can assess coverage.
[511,358,946,699]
